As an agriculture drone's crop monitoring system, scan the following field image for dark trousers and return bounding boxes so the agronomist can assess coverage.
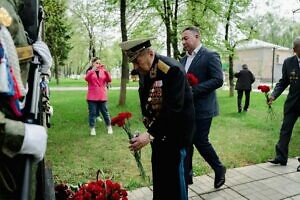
[237,90,251,111]
[151,140,187,200]
[185,118,223,183]
[275,110,299,161]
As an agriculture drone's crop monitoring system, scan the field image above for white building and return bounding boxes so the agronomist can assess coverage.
[234,39,293,82]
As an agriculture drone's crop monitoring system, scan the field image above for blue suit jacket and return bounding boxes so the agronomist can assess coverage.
[180,46,223,119]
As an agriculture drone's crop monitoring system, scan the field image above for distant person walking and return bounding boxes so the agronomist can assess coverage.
[85,57,113,136]
[234,64,255,113]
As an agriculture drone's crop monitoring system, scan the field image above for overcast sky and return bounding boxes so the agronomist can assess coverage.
[251,0,300,21]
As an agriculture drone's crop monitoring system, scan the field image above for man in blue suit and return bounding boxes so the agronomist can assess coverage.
[180,26,226,189]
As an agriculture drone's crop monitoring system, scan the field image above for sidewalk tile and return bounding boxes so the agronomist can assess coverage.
[259,175,300,196]
[128,187,152,200]
[189,188,199,197]
[201,188,247,200]
[284,195,300,200]
[234,165,276,180]
[189,196,203,200]
[223,168,254,187]
[256,158,299,175]
[189,175,227,195]
[232,181,285,200]
[284,172,300,183]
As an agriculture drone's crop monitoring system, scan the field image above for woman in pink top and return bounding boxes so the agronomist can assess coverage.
[85,57,113,135]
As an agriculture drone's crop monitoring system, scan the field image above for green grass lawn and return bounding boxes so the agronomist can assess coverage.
[48,77,139,87]
[46,89,300,191]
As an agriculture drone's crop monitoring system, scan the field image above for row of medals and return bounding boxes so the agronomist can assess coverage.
[147,82,163,115]
[290,70,298,83]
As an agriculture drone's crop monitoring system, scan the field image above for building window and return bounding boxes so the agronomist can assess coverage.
[276,55,279,64]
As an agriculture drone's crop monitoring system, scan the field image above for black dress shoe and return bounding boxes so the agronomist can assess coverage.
[214,166,226,189]
[268,158,287,166]
[187,177,193,185]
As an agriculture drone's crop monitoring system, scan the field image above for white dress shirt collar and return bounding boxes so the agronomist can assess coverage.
[186,44,202,57]
[185,44,202,72]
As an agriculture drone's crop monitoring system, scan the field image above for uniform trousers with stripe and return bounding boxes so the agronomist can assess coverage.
[151,139,187,200]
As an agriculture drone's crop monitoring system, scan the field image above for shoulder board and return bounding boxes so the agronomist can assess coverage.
[157,60,170,74]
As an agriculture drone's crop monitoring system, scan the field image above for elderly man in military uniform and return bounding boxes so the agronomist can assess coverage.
[0,1,49,199]
[268,37,300,166]
[120,38,195,200]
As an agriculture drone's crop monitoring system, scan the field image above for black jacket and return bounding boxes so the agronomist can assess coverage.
[272,55,300,114]
[234,69,255,90]
[138,54,195,147]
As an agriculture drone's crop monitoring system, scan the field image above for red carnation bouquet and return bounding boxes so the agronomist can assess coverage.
[111,112,146,180]
[186,73,199,86]
[258,85,275,119]
[54,170,128,200]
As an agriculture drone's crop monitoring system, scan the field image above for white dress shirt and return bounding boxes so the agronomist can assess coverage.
[185,44,202,72]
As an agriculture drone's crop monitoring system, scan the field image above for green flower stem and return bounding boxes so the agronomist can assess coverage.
[122,123,146,180]
[264,93,276,120]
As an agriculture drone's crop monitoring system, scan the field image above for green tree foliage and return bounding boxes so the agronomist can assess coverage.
[149,0,181,59]
[43,0,72,84]
[221,0,254,96]
[181,0,222,49]
[67,0,119,75]
[255,12,300,48]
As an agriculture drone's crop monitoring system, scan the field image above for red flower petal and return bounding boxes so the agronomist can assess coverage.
[186,73,199,86]
[258,85,270,93]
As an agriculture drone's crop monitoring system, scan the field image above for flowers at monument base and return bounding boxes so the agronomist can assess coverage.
[54,177,128,200]
[70,179,128,200]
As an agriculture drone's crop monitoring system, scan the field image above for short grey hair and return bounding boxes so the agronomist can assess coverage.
[293,37,300,48]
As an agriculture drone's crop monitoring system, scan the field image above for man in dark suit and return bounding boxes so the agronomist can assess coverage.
[180,26,226,189]
[234,64,255,113]
[120,38,195,200]
[268,37,300,166]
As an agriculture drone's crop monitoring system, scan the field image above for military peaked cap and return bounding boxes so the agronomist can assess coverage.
[119,38,155,61]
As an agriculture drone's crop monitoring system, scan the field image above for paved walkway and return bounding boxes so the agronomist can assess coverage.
[128,158,300,200]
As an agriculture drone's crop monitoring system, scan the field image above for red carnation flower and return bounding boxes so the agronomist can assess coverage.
[118,112,132,119]
[111,112,132,127]
[110,112,146,180]
[258,85,270,93]
[70,175,128,200]
[186,73,199,86]
[257,84,276,119]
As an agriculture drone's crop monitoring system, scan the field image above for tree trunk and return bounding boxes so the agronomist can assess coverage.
[88,32,96,60]
[163,0,171,57]
[229,54,234,97]
[119,0,128,105]
[171,0,180,59]
[224,0,233,97]
[54,55,60,85]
